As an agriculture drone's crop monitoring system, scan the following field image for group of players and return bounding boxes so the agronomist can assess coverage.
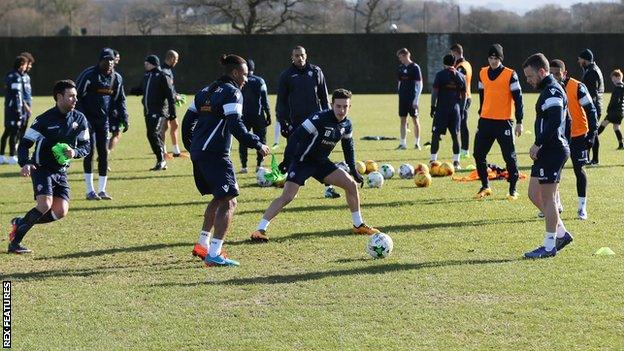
[4,42,624,263]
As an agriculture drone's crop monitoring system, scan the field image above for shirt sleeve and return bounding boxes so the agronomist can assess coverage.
[224,89,262,149]
[260,78,270,114]
[578,83,598,134]
[510,71,524,123]
[317,68,330,111]
[276,70,290,123]
[72,118,92,159]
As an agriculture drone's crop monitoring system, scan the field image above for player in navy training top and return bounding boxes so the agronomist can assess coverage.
[395,48,423,150]
[17,52,35,143]
[107,50,130,155]
[1,56,28,165]
[8,80,91,254]
[522,53,573,259]
[250,89,381,243]
[238,59,271,173]
[430,54,466,170]
[181,54,270,267]
[76,48,128,200]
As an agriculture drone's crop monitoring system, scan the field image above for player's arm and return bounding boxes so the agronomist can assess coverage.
[163,74,176,119]
[72,120,92,159]
[17,117,46,166]
[75,69,91,100]
[224,93,262,150]
[283,119,315,163]
[510,71,523,124]
[114,76,130,129]
[276,71,289,124]
[259,78,271,124]
[317,68,330,111]
[578,83,598,135]
[7,74,21,113]
[181,98,199,151]
[477,74,484,115]
[413,65,423,108]
[430,73,440,117]
[587,71,602,116]
[535,94,565,148]
[458,74,468,111]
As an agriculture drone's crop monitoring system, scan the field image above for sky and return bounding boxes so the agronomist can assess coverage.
[456,0,621,14]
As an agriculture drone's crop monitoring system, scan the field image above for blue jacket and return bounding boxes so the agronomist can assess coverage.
[75,65,127,125]
[22,72,32,105]
[4,70,24,123]
[18,106,91,172]
[181,76,262,160]
[242,74,270,121]
[534,74,569,151]
[276,63,329,127]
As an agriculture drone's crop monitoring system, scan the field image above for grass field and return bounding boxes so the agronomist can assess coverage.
[1,94,623,350]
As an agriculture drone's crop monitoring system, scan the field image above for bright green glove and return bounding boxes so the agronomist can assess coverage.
[175,94,187,107]
[51,143,71,166]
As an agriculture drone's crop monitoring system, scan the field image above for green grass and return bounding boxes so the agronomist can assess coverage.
[1,94,623,350]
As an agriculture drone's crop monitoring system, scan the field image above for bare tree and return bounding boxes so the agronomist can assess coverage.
[351,0,402,34]
[50,0,87,35]
[128,0,169,35]
[182,0,309,34]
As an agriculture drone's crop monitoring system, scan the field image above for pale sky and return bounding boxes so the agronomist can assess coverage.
[456,0,621,14]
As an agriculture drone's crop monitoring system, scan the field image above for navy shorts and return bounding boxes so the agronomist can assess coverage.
[192,157,239,199]
[286,159,338,186]
[531,148,569,184]
[31,168,70,201]
[569,135,588,167]
[398,97,417,118]
[433,107,461,135]
[605,113,623,124]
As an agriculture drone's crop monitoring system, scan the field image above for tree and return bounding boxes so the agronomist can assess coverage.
[128,0,169,35]
[351,0,402,33]
[50,0,87,35]
[182,0,310,34]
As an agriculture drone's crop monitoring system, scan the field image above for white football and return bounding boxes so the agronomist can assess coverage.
[366,171,384,188]
[256,167,273,187]
[366,233,394,258]
[399,163,415,179]
[379,163,395,179]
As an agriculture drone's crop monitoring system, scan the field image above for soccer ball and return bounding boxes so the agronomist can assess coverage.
[429,161,442,177]
[366,171,384,188]
[440,162,455,176]
[414,163,429,174]
[399,163,415,179]
[379,163,395,179]
[414,171,432,187]
[364,160,378,174]
[366,233,394,259]
[355,161,367,175]
[256,167,273,187]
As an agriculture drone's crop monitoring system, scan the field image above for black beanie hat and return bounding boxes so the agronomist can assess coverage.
[488,44,504,61]
[578,49,594,62]
[443,54,456,66]
[145,54,160,67]
[99,48,115,61]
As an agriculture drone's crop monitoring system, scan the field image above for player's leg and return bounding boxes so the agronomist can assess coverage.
[449,127,461,169]
[592,120,608,164]
[160,119,169,155]
[497,121,519,199]
[473,119,495,197]
[169,119,181,156]
[430,130,441,162]
[571,136,589,219]
[0,126,9,162]
[238,120,252,173]
[251,181,301,243]
[95,124,111,199]
[411,113,421,149]
[460,98,471,158]
[613,123,623,149]
[323,168,379,235]
[146,116,167,170]
[83,125,99,200]
[397,116,408,149]
[273,122,281,148]
[6,126,18,163]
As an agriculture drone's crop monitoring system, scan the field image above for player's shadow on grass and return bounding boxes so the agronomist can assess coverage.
[0,171,20,178]
[3,259,193,281]
[155,258,521,287]
[228,218,541,245]
[107,174,193,181]
[35,242,191,260]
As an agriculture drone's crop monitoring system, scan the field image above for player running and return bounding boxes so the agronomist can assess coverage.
[474,44,524,200]
[395,48,423,150]
[522,53,573,259]
[430,54,467,170]
[8,80,91,254]
[249,89,380,243]
[181,54,270,267]
[550,59,598,220]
